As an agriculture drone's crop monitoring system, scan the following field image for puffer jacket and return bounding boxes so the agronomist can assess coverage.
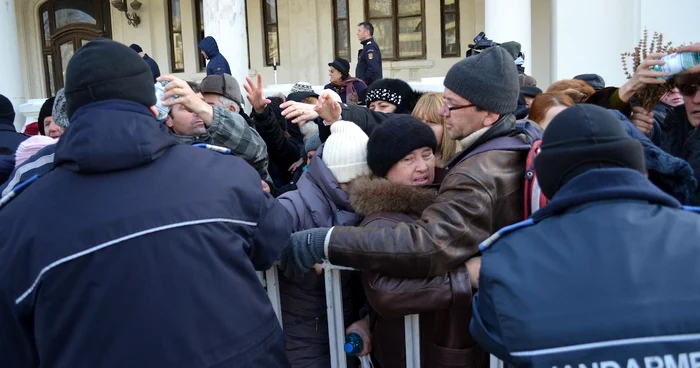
[276,146,365,368]
[198,36,232,76]
[348,177,480,368]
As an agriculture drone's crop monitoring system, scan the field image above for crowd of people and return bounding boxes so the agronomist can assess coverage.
[0,20,699,368]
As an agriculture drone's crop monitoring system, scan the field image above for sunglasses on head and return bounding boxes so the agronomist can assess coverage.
[678,84,699,97]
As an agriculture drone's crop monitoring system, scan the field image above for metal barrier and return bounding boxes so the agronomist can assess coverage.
[259,265,502,368]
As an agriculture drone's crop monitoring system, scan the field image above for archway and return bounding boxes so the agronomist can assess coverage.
[38,0,112,96]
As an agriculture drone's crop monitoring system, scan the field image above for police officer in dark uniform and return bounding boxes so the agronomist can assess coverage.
[355,21,383,88]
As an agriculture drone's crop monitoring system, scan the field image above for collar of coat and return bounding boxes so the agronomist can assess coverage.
[349,176,438,217]
[532,167,681,222]
[445,113,517,170]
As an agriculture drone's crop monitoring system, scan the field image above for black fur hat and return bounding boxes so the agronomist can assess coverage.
[364,78,423,114]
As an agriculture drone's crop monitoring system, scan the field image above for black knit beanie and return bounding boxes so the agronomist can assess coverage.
[64,38,156,118]
[535,104,645,199]
[367,115,438,178]
[444,47,519,114]
[364,79,419,114]
[38,97,55,135]
[0,94,15,122]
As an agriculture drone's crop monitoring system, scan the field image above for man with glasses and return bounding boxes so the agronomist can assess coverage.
[674,43,700,204]
[277,46,526,367]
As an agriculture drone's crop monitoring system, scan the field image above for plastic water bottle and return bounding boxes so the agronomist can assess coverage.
[653,52,700,79]
[344,332,363,356]
[154,81,174,121]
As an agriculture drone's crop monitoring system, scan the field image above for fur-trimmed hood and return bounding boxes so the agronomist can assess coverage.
[349,176,438,217]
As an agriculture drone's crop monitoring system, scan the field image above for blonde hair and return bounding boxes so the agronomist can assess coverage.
[412,92,461,167]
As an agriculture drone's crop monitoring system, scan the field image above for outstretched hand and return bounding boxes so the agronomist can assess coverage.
[278,228,331,280]
[315,90,342,125]
[244,74,271,113]
[280,101,319,124]
[618,53,669,103]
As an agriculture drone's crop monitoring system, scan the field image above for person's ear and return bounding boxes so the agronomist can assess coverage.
[164,115,174,128]
[482,111,501,127]
[149,106,158,117]
[229,104,238,113]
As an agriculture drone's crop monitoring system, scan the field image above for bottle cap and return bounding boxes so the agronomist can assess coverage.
[344,342,354,354]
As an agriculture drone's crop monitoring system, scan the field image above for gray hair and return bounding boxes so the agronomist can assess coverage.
[219,96,239,112]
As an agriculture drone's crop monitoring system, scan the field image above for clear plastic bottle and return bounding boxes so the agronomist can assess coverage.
[344,332,363,356]
[652,52,700,79]
[154,81,171,121]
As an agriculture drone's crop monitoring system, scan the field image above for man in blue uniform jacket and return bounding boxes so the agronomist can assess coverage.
[129,43,161,83]
[471,104,700,367]
[0,39,292,368]
[355,21,383,87]
[199,36,232,76]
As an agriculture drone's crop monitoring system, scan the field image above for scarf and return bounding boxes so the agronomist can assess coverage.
[330,77,365,105]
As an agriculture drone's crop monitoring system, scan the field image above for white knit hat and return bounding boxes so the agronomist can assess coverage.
[322,121,371,184]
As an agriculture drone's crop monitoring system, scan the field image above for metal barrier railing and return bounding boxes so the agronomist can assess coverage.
[259,265,502,368]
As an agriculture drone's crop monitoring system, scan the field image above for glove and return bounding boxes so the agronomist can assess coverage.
[279,227,331,280]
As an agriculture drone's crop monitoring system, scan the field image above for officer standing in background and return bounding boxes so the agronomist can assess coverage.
[356,21,383,87]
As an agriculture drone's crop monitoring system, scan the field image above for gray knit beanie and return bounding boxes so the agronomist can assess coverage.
[305,132,322,154]
[443,46,519,114]
[52,89,70,129]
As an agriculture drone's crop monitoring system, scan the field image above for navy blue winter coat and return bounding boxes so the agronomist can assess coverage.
[142,53,161,83]
[0,117,28,153]
[471,168,700,367]
[0,100,292,367]
[199,36,232,76]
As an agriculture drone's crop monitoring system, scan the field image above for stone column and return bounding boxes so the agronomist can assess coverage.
[0,0,26,130]
[202,0,249,101]
[485,0,532,76]
[550,0,636,87]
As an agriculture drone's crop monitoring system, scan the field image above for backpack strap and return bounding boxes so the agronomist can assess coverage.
[524,140,545,218]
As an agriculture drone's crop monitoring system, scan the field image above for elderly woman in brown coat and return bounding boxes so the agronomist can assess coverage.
[347,115,483,368]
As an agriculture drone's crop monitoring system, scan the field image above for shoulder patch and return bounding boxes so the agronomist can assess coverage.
[367,41,372,45]
[368,51,374,60]
[217,67,221,71]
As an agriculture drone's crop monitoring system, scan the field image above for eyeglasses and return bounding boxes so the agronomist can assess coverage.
[678,84,699,97]
[441,103,476,115]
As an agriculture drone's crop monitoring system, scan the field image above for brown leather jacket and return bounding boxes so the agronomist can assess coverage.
[348,177,482,367]
[326,114,527,278]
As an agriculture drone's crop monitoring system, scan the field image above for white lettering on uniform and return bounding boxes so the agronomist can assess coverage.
[646,356,664,368]
[664,354,690,368]
[601,361,621,368]
[690,353,700,368]
[553,352,700,368]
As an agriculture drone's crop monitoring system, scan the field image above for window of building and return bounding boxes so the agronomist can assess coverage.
[194,0,205,71]
[38,0,112,97]
[441,0,460,57]
[167,0,185,72]
[262,0,280,66]
[364,0,425,60]
[332,0,351,61]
